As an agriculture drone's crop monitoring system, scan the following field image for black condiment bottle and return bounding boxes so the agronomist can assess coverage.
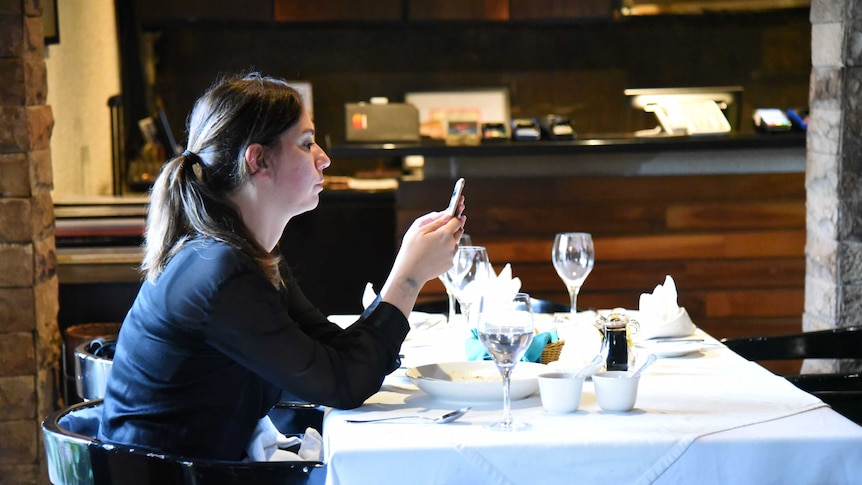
[597,310,634,372]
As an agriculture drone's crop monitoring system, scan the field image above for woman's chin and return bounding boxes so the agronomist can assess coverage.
[300,196,320,214]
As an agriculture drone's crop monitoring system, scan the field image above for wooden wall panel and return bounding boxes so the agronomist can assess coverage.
[475,232,806,261]
[479,258,804,293]
[407,0,509,21]
[666,202,804,230]
[510,0,613,20]
[400,172,806,344]
[140,0,272,22]
[274,0,402,22]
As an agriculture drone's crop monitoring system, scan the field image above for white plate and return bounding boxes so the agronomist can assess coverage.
[328,312,446,330]
[636,340,704,358]
[406,361,545,402]
[407,312,447,329]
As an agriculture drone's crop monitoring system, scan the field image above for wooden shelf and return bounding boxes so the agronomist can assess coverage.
[328,132,805,159]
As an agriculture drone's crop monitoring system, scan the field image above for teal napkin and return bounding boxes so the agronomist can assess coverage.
[465,328,558,364]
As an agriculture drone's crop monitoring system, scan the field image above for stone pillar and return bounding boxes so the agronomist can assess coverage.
[805,0,862,372]
[0,1,59,484]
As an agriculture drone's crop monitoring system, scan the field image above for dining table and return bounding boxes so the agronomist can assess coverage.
[322,312,862,485]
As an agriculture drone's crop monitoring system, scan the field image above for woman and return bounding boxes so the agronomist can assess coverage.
[99,72,465,461]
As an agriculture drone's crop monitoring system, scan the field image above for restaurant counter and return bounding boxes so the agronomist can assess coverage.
[328,132,805,178]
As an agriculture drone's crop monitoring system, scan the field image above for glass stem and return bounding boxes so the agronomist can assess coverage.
[461,302,472,328]
[501,366,513,427]
[568,286,581,316]
[446,288,456,323]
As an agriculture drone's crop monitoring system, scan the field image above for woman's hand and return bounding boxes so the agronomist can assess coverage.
[400,212,464,282]
[379,197,466,316]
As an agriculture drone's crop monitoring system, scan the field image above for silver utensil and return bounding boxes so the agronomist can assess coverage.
[631,353,657,378]
[346,407,471,424]
[575,354,604,378]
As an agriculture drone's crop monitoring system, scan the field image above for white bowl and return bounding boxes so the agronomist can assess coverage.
[592,371,640,412]
[538,372,584,414]
[406,361,545,402]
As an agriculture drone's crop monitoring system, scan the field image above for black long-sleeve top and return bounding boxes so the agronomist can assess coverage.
[98,237,409,460]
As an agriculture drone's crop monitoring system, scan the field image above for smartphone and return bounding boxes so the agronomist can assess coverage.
[446,178,465,217]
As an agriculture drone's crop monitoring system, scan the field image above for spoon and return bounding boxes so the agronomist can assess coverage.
[346,407,471,424]
[631,353,657,378]
[574,354,604,378]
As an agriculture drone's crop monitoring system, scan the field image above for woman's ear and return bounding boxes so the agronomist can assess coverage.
[244,144,266,175]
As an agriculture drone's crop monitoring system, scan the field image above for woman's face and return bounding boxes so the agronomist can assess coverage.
[268,108,331,215]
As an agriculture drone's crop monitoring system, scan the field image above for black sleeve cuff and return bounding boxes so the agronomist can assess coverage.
[359,298,410,373]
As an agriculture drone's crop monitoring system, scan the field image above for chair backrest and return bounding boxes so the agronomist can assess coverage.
[722,327,862,425]
[89,445,323,485]
[43,400,100,485]
[42,400,326,485]
[722,326,862,361]
[529,298,571,314]
[803,390,862,424]
[74,338,116,401]
[413,298,571,315]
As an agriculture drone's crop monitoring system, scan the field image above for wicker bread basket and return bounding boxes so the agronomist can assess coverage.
[541,339,565,365]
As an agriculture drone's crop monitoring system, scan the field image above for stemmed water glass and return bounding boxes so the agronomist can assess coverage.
[439,234,472,323]
[552,232,595,318]
[447,245,492,329]
[478,292,534,431]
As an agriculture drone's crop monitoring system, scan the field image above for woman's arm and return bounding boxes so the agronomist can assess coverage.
[379,208,465,317]
[205,270,409,409]
[276,262,345,343]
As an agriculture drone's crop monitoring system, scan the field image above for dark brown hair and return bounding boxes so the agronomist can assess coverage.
[141,72,304,286]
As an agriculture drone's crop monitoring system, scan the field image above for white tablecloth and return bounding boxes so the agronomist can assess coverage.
[323,315,862,485]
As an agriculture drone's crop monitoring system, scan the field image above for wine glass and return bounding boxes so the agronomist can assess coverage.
[478,292,534,431]
[447,245,492,330]
[552,232,595,318]
[439,234,472,323]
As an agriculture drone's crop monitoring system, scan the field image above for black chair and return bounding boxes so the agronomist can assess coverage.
[529,298,571,314]
[413,297,570,315]
[721,326,862,424]
[412,299,450,314]
[42,400,326,485]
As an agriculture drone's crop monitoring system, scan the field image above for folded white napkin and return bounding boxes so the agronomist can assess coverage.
[245,416,299,461]
[639,275,679,322]
[463,263,522,316]
[364,263,521,311]
[480,263,522,301]
[635,275,695,340]
[244,416,323,462]
[298,427,323,462]
[462,263,521,302]
[552,311,604,372]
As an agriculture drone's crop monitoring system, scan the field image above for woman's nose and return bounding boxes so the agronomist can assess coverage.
[316,146,331,170]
